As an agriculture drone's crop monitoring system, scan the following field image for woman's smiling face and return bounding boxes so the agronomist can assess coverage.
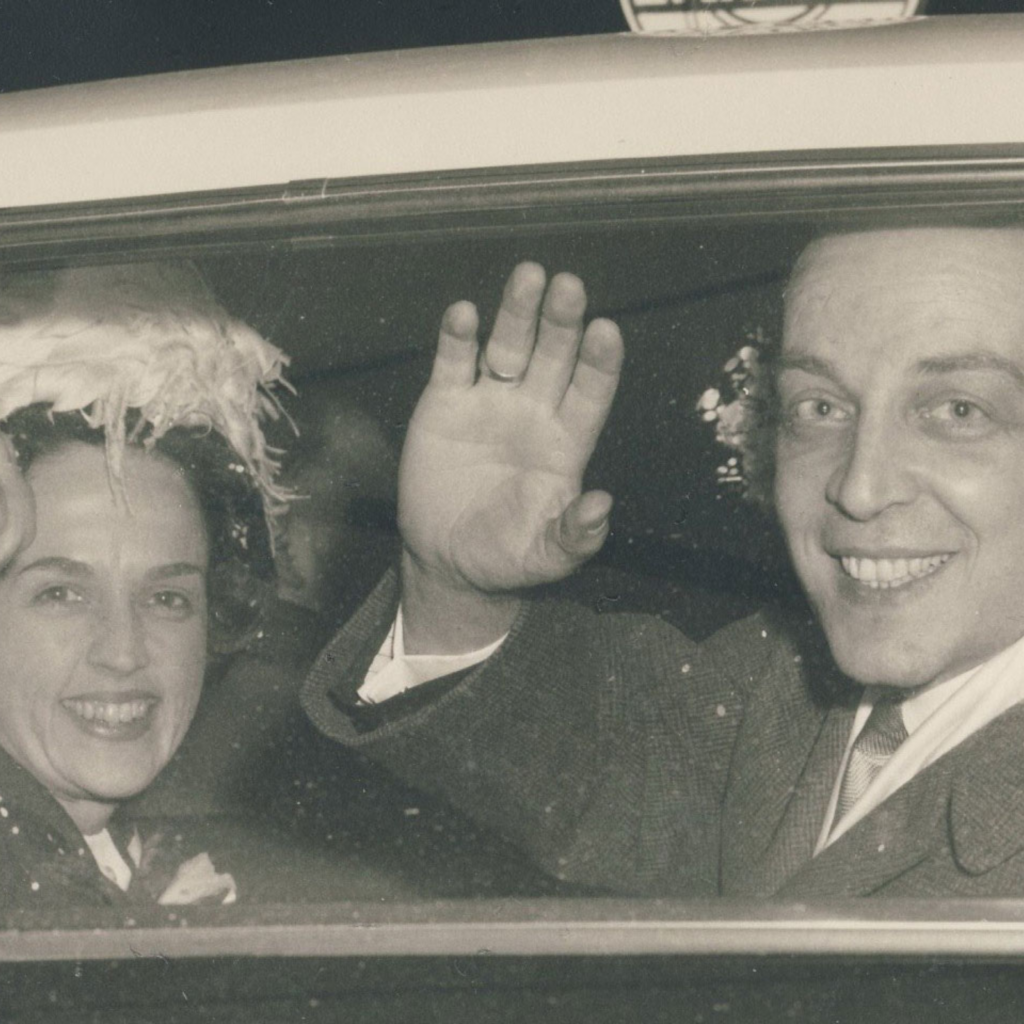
[0,442,208,830]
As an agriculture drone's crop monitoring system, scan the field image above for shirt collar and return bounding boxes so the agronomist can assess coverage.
[865,630,1024,734]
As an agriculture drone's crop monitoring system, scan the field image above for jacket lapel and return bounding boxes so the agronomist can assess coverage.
[775,762,947,898]
[947,703,1024,877]
[776,703,1024,898]
[720,640,854,897]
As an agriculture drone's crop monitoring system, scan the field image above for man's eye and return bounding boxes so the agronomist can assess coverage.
[929,398,985,421]
[146,591,194,618]
[920,397,994,435]
[32,585,85,608]
[789,397,851,424]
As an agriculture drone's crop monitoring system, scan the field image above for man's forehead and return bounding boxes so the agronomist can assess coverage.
[782,226,1024,354]
[788,226,1024,290]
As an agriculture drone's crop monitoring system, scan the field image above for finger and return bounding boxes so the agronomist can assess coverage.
[522,272,587,406]
[429,300,480,390]
[542,490,613,569]
[558,318,624,446]
[0,434,34,569]
[481,262,546,381]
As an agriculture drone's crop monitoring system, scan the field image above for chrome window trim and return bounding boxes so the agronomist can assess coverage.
[2,146,1024,264]
[7,899,1024,961]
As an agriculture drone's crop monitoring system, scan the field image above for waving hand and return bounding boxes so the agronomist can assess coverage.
[398,263,623,650]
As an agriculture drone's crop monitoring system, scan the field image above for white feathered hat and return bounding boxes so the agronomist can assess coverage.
[0,261,292,514]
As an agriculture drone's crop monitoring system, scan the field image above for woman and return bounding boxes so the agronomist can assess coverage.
[0,261,574,913]
[0,261,288,909]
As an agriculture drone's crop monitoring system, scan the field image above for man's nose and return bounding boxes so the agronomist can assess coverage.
[825,415,918,521]
[87,604,149,676]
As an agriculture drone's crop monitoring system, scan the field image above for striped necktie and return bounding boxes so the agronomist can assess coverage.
[835,696,908,821]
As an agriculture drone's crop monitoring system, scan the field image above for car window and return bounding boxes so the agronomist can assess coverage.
[3,94,1024,1022]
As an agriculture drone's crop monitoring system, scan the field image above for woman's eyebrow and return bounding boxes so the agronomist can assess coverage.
[145,562,206,582]
[916,352,1024,389]
[16,556,91,578]
[13,559,205,581]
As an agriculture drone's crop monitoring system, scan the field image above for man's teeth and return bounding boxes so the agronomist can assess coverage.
[839,554,950,589]
[62,699,152,725]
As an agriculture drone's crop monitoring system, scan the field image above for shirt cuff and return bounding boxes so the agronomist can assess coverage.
[356,605,507,705]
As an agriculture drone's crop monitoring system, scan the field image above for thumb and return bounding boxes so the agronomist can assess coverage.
[0,435,35,570]
[547,489,613,569]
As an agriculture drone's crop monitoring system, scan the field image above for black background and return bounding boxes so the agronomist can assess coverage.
[3,0,1024,94]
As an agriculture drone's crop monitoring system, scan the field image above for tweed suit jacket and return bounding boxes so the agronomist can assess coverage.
[302,570,1024,898]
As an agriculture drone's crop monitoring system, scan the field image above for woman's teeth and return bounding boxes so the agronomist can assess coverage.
[840,554,951,589]
[62,699,152,724]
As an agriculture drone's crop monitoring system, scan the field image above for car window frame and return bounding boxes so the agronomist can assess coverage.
[3,144,1024,969]
[2,145,1024,265]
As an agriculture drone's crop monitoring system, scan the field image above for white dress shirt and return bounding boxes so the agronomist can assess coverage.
[356,606,506,705]
[817,629,1024,852]
[84,826,238,904]
[84,827,143,892]
[359,613,1024,856]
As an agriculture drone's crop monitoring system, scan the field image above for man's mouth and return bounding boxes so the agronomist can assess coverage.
[838,554,952,589]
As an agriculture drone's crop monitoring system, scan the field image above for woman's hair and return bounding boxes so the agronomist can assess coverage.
[0,260,293,655]
[3,404,276,655]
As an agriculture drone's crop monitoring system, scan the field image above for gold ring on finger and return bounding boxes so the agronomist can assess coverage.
[482,362,526,385]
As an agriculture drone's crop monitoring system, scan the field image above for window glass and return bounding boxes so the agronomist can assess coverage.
[127,222,803,905]
[3,172,1024,976]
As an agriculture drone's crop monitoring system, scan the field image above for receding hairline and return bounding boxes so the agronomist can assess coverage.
[787,225,1024,296]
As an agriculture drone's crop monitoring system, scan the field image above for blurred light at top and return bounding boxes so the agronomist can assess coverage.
[620,0,926,34]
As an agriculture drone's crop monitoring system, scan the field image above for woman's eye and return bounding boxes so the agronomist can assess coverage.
[32,585,85,609]
[146,591,194,618]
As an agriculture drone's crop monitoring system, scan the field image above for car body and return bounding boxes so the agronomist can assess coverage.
[3,12,1024,1022]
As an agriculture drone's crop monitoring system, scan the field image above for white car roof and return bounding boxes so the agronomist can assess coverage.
[2,14,1023,210]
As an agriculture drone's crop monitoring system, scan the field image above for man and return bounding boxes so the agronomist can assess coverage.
[303,225,1024,898]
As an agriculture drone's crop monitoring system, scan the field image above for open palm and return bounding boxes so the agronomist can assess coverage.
[399,263,623,594]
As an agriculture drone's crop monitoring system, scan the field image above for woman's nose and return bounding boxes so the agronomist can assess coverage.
[87,605,149,675]
[825,417,918,521]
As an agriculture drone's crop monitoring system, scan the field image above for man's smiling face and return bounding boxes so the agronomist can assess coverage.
[774,227,1024,688]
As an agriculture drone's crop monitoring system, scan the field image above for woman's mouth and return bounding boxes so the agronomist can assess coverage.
[839,554,952,589]
[60,695,158,739]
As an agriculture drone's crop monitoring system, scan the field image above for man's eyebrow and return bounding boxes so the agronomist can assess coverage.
[779,352,1024,390]
[777,354,840,379]
[16,557,92,578]
[916,353,1024,389]
[145,562,206,583]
